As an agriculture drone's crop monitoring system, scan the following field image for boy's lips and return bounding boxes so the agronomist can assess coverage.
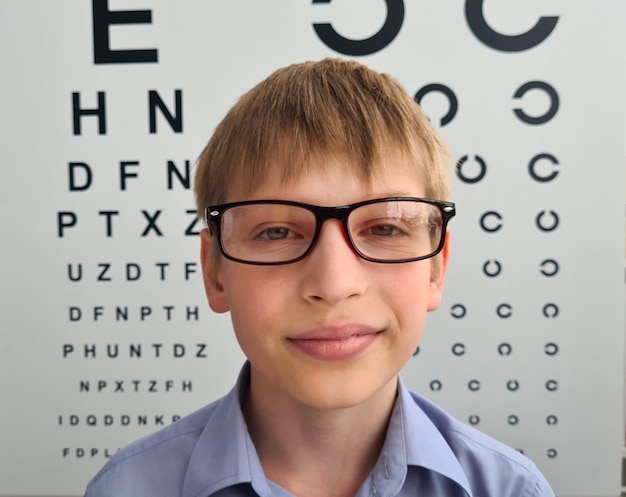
[287,324,382,361]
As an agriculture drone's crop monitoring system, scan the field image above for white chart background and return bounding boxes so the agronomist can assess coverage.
[0,1,624,496]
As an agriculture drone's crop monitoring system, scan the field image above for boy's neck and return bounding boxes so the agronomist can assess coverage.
[242,369,398,497]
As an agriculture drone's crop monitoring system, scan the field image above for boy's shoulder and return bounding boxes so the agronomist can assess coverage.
[401,383,554,496]
[84,384,244,497]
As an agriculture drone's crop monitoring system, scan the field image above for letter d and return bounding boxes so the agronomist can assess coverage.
[68,162,93,191]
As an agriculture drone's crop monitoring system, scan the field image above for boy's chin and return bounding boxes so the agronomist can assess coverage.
[286,370,400,412]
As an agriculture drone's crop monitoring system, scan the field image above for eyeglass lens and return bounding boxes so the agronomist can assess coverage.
[219,200,444,264]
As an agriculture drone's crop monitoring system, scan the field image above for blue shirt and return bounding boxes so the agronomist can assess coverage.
[85,364,554,497]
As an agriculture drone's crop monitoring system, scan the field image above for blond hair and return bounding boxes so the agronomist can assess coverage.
[195,58,451,214]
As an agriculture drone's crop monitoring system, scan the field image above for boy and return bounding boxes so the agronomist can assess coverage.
[85,58,554,496]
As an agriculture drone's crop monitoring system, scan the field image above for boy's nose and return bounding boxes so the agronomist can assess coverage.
[299,220,367,304]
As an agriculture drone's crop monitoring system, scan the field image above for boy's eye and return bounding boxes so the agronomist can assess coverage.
[365,224,401,236]
[358,216,411,237]
[254,225,298,241]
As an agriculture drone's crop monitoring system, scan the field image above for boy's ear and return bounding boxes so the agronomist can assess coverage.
[200,229,230,313]
[427,230,450,312]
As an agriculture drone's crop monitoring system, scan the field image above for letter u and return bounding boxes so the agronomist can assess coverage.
[67,263,83,281]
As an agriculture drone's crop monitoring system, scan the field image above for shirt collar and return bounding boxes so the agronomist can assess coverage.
[396,376,473,496]
[181,363,274,497]
[181,366,472,497]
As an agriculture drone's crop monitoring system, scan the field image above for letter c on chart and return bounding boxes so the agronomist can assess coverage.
[506,379,519,391]
[312,0,404,55]
[513,81,559,125]
[456,155,487,183]
[497,303,512,319]
[483,259,502,277]
[480,211,503,233]
[546,379,558,391]
[468,379,481,391]
[545,343,559,356]
[539,258,559,277]
[464,0,559,52]
[452,343,466,356]
[529,153,559,182]
[535,210,559,232]
[542,303,559,319]
[507,415,519,425]
[498,343,512,356]
[451,304,467,319]
[430,380,442,392]
[415,84,458,126]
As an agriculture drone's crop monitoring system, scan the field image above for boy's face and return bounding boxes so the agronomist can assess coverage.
[200,152,449,411]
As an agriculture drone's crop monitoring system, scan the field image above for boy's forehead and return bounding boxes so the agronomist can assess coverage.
[225,147,425,203]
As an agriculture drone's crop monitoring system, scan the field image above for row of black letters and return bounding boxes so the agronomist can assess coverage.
[62,342,561,359]
[67,262,198,282]
[63,258,560,282]
[55,208,563,238]
[58,444,559,460]
[57,409,561,428]
[416,342,560,358]
[62,447,117,459]
[71,80,558,136]
[64,303,561,322]
[427,378,561,393]
[64,153,561,193]
[59,444,559,461]
[61,342,559,359]
[68,306,200,322]
[450,302,561,319]
[78,379,193,393]
[58,413,180,427]
[91,0,558,64]
[62,343,208,359]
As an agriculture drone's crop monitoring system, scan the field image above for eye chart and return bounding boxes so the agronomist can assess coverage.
[1,2,624,495]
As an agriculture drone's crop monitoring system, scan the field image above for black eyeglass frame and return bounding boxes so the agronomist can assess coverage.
[205,197,456,266]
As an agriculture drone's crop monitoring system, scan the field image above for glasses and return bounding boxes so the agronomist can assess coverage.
[205,197,455,265]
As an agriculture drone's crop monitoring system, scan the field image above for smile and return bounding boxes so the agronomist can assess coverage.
[288,325,382,361]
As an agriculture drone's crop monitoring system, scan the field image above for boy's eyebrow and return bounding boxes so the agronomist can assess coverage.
[378,190,416,197]
[236,191,422,204]
[354,190,420,200]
